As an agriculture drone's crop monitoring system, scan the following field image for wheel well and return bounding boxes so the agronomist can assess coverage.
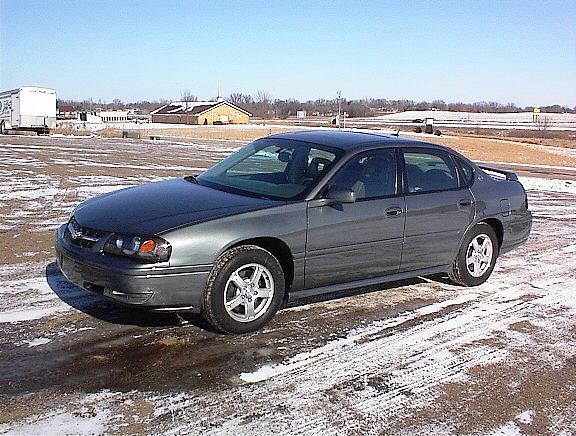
[481,218,503,248]
[229,237,294,292]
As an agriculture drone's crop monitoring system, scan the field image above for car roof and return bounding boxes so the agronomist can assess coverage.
[267,130,446,153]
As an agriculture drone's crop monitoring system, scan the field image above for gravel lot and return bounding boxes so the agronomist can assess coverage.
[0,135,575,435]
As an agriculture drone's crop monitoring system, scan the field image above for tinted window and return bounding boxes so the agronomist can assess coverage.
[226,146,290,176]
[327,149,397,200]
[197,139,341,200]
[456,157,475,186]
[404,151,458,193]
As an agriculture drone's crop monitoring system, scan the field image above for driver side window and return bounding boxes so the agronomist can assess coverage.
[327,149,397,200]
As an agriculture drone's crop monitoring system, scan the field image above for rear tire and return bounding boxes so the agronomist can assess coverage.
[449,223,499,286]
[202,245,285,334]
[0,122,5,135]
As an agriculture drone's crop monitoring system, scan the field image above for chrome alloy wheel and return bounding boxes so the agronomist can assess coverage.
[224,263,275,323]
[466,234,494,278]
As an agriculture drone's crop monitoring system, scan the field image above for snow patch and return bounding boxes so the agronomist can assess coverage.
[0,271,97,324]
[0,306,70,323]
[488,422,523,436]
[519,177,576,194]
[0,393,114,436]
[1,411,109,436]
[516,410,535,424]
[240,292,481,384]
[25,337,52,347]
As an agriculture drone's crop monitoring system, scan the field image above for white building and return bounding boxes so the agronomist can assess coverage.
[99,110,128,122]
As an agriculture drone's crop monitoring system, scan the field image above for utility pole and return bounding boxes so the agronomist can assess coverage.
[337,90,342,129]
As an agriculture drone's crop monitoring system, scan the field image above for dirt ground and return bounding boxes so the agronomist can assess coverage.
[170,127,576,165]
[0,134,575,435]
[50,124,576,168]
[415,133,576,168]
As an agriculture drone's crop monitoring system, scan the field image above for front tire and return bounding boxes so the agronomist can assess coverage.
[449,223,499,286]
[202,245,285,334]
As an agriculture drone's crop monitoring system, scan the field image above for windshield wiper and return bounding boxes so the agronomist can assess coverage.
[184,175,198,184]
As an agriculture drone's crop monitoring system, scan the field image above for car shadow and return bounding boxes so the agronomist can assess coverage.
[282,270,461,308]
[45,262,213,330]
[425,273,460,286]
[46,261,458,330]
[283,276,433,309]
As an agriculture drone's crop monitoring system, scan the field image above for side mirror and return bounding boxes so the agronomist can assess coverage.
[324,186,356,204]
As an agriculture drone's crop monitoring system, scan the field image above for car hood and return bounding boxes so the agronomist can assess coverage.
[74,178,277,234]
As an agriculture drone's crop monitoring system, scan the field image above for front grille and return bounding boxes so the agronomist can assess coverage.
[67,216,105,248]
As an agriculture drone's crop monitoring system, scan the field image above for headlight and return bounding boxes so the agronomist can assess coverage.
[103,234,172,262]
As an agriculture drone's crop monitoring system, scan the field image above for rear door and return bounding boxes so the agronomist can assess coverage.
[400,148,475,271]
[305,148,405,289]
[11,92,20,127]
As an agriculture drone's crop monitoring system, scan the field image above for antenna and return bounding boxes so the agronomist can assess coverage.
[337,90,342,129]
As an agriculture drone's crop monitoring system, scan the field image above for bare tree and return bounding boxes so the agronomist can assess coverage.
[229,92,253,105]
[111,98,123,109]
[180,90,197,124]
[229,92,243,104]
[47,94,576,121]
[181,90,197,102]
[255,90,272,105]
[249,91,273,119]
[535,115,551,143]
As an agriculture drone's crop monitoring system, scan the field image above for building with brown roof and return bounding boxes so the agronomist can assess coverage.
[57,105,76,120]
[150,100,251,125]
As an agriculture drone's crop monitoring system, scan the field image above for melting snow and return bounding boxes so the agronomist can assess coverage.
[515,410,535,424]
[25,337,52,347]
[519,177,576,194]
[0,392,114,435]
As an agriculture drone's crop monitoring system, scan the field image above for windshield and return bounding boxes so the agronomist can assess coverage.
[196,138,342,200]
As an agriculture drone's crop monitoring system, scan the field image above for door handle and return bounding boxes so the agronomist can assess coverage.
[459,199,473,206]
[385,207,403,216]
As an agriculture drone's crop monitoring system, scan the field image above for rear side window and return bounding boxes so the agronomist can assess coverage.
[456,157,475,186]
[403,150,458,193]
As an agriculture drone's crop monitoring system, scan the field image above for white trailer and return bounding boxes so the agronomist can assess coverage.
[0,87,57,134]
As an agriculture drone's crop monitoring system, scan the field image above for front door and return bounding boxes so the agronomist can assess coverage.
[305,148,405,289]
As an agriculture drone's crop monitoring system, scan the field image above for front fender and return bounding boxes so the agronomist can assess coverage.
[161,202,307,267]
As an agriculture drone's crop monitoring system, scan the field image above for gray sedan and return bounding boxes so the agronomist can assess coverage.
[56,131,532,333]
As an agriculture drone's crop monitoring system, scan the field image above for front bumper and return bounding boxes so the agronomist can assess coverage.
[55,224,210,313]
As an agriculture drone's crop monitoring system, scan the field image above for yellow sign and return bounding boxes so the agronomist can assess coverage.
[533,108,541,114]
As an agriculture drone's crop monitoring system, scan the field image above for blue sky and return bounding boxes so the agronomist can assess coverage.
[1,0,575,106]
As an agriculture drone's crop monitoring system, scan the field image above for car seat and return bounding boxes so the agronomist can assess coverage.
[423,169,455,191]
[360,157,394,197]
[307,157,332,179]
[406,164,425,193]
